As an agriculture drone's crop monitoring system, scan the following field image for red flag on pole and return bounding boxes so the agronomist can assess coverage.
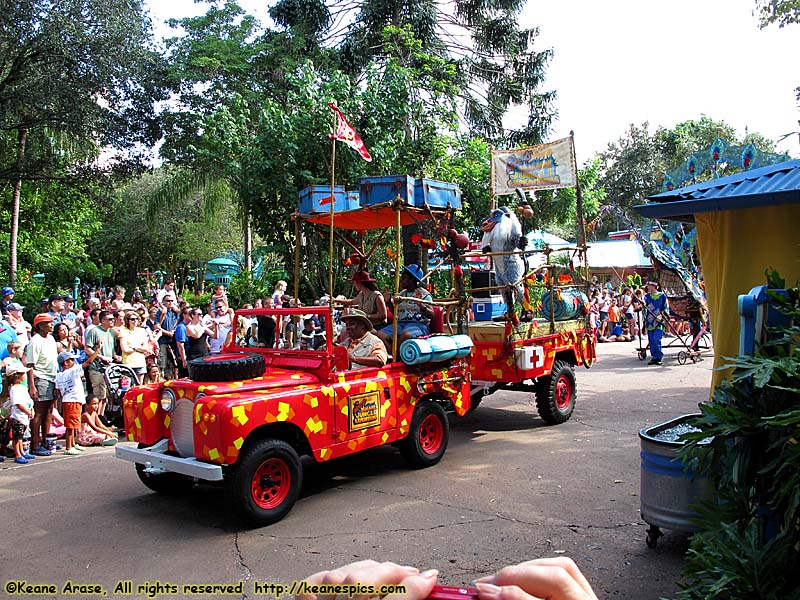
[328,102,372,162]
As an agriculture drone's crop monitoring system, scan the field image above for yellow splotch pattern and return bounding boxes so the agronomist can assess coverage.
[122,360,471,466]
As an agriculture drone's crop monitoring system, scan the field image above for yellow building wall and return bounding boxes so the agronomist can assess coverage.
[695,204,800,396]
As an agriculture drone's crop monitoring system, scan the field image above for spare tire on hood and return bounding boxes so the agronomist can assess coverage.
[187,352,266,382]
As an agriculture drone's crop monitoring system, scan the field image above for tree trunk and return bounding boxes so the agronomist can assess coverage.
[244,209,252,272]
[9,126,28,285]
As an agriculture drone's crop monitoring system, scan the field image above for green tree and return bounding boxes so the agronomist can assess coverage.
[0,0,167,283]
[755,0,800,27]
[92,169,241,292]
[599,122,665,219]
[269,0,556,144]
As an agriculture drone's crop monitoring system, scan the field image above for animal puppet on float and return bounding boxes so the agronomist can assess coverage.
[480,206,528,325]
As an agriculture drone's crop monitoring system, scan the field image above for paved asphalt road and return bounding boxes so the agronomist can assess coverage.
[0,340,713,600]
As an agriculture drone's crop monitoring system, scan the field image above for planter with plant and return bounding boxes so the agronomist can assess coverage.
[676,269,799,599]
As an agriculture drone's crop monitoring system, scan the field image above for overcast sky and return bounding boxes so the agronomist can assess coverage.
[147,0,800,164]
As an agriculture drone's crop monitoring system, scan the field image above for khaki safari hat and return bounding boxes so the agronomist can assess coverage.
[340,309,373,331]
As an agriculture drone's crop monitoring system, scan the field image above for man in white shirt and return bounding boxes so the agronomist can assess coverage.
[26,313,59,456]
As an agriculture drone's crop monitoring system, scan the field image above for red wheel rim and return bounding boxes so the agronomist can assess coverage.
[419,414,444,455]
[251,458,291,509]
[555,375,573,410]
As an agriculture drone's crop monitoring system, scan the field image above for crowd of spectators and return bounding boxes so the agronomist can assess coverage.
[1,269,421,463]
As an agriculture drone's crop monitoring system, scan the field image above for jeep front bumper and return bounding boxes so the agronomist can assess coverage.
[115,440,224,482]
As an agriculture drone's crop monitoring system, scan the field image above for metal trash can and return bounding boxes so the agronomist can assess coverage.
[639,413,714,548]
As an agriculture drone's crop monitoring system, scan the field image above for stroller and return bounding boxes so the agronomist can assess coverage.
[103,363,138,429]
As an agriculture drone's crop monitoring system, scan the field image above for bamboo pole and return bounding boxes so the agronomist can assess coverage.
[392,204,401,360]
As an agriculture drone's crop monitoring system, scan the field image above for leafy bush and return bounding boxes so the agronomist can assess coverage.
[676,270,800,599]
[226,270,271,307]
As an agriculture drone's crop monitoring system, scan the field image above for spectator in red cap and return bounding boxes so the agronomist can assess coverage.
[26,313,59,456]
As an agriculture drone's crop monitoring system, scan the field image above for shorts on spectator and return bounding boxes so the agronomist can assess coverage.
[34,378,55,402]
[10,418,27,441]
[158,345,176,371]
[88,369,107,400]
[599,312,609,322]
[62,402,82,429]
[379,321,430,339]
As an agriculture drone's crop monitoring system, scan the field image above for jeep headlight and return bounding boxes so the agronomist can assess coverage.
[160,389,176,413]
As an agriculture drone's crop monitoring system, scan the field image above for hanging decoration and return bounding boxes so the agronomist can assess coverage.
[661,137,790,191]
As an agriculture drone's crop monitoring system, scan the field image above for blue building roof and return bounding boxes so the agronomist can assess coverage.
[634,158,800,222]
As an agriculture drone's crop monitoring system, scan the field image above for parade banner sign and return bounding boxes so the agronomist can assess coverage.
[491,137,577,195]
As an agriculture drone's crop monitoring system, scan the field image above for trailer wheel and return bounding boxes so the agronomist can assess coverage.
[399,402,449,468]
[134,445,196,495]
[535,360,576,424]
[226,439,302,526]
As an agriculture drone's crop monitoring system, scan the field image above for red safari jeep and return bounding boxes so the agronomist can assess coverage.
[115,306,472,525]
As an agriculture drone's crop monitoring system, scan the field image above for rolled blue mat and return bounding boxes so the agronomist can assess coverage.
[399,337,433,365]
[428,335,458,362]
[451,334,474,359]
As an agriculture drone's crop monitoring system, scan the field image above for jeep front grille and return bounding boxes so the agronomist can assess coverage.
[171,397,196,457]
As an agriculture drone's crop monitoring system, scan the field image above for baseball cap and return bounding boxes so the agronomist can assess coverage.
[7,302,24,311]
[63,295,75,303]
[1,286,14,297]
[33,313,55,326]
[48,293,64,303]
[57,351,74,365]
[5,362,28,376]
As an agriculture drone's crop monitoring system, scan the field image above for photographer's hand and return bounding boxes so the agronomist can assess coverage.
[475,558,597,600]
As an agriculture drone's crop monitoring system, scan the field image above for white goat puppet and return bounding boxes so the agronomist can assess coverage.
[480,206,526,322]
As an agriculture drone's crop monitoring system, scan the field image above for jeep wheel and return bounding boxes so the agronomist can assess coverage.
[188,352,266,382]
[399,402,449,468]
[227,439,302,526]
[534,360,576,424]
[135,464,196,496]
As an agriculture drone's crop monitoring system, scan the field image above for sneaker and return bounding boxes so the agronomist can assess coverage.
[23,453,37,460]
[31,447,52,457]
[63,448,82,456]
[74,445,87,452]
[14,456,29,464]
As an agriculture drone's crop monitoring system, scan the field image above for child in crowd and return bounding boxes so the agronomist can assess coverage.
[78,396,117,446]
[2,341,28,380]
[55,351,87,455]
[143,363,163,385]
[7,364,35,464]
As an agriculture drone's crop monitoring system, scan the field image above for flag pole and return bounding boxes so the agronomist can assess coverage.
[329,110,337,339]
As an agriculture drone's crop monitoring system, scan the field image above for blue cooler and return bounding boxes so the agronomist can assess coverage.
[414,179,462,209]
[359,175,415,206]
[299,185,357,214]
[472,295,505,321]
